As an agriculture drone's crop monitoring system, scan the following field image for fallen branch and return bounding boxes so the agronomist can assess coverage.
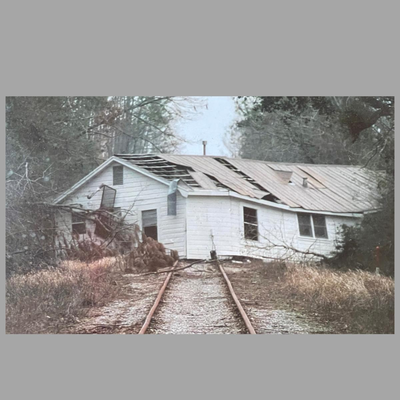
[138,259,212,276]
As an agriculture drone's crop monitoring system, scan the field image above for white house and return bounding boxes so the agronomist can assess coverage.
[52,154,380,261]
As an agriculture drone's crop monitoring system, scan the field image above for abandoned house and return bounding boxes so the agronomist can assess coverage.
[52,154,380,260]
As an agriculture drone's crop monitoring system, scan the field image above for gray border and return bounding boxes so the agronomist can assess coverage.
[2,2,398,399]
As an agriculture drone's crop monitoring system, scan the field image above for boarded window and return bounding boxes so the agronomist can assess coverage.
[298,214,313,237]
[142,209,158,241]
[72,213,86,235]
[244,207,258,241]
[113,166,123,185]
[312,215,328,238]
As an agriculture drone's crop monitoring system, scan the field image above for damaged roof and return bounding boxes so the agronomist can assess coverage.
[116,154,381,214]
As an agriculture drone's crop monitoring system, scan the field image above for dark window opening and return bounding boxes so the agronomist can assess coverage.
[113,166,123,185]
[143,226,158,241]
[72,213,86,235]
[94,213,112,239]
[298,214,313,237]
[142,209,158,241]
[298,213,328,239]
[244,207,258,241]
[94,210,121,239]
[312,215,328,239]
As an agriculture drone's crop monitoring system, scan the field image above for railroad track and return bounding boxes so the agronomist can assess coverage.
[138,259,257,334]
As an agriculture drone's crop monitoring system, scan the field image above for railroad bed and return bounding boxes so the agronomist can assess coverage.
[144,262,250,334]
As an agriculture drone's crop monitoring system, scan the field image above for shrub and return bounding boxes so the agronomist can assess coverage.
[271,263,394,334]
[6,258,120,334]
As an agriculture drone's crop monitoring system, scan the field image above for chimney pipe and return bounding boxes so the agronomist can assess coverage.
[202,141,207,156]
[303,177,308,188]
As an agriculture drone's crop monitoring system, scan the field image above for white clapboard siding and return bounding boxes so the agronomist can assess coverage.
[55,161,360,261]
[186,196,241,259]
[236,198,359,260]
[55,162,187,257]
[186,195,358,260]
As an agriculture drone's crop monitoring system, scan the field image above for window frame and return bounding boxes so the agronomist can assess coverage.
[142,209,158,241]
[297,213,313,238]
[113,165,124,186]
[71,212,86,235]
[243,206,259,241]
[297,213,328,239]
[312,214,329,239]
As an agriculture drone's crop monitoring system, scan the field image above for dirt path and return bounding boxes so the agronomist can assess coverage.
[146,263,248,334]
[223,262,337,334]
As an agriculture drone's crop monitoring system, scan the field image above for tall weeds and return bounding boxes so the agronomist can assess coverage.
[6,258,121,334]
[264,262,394,334]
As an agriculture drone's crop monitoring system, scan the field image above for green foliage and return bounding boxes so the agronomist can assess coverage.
[233,96,394,276]
[6,96,181,275]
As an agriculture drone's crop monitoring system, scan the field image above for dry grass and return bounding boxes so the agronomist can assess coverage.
[263,262,394,334]
[6,258,122,334]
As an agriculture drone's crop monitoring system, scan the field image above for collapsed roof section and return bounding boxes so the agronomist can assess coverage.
[114,154,381,213]
[117,154,202,187]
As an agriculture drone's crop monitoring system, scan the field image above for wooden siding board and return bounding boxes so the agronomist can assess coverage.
[57,163,187,257]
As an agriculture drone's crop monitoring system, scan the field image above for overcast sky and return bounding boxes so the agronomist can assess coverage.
[173,96,239,156]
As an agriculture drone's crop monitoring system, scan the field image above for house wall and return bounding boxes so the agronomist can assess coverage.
[186,195,359,260]
[54,161,360,261]
[54,162,187,257]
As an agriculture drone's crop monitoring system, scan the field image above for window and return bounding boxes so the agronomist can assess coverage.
[100,185,116,209]
[94,209,121,239]
[72,213,86,235]
[113,166,123,185]
[312,214,328,239]
[297,213,328,239]
[244,207,258,241]
[298,214,313,237]
[142,209,158,241]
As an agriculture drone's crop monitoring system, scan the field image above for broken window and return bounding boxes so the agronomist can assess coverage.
[298,213,328,239]
[113,166,123,185]
[312,215,328,239]
[94,209,122,239]
[72,213,86,235]
[244,207,258,241]
[94,213,112,239]
[100,185,116,210]
[142,209,158,241]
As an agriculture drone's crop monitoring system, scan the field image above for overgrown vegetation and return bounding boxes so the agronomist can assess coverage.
[6,258,122,334]
[262,262,394,334]
[58,223,178,270]
[6,96,194,275]
[6,231,179,334]
[231,96,394,276]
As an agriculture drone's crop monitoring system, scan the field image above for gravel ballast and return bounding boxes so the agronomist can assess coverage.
[147,263,248,334]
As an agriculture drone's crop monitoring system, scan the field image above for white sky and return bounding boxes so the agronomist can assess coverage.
[173,96,239,156]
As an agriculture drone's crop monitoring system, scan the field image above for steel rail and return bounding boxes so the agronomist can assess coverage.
[217,260,257,334]
[138,259,256,334]
[138,260,179,334]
